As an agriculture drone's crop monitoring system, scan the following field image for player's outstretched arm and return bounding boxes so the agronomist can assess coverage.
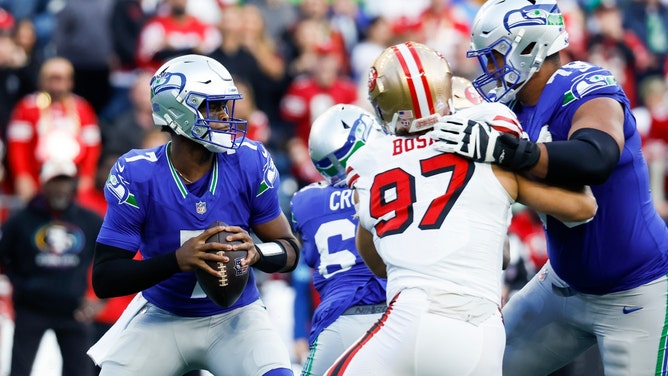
[430,115,540,171]
[515,174,597,224]
[431,98,624,187]
[251,212,301,273]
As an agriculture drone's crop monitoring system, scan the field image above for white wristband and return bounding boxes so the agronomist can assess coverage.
[255,242,284,257]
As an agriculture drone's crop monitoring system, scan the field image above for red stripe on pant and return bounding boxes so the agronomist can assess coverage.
[326,293,400,375]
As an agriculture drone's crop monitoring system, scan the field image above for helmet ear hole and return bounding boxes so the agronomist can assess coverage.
[521,42,536,55]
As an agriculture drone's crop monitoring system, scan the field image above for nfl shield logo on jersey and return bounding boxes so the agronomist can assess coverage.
[196,201,207,215]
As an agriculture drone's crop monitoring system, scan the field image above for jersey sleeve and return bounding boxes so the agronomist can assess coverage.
[290,183,323,229]
[248,142,283,226]
[547,62,628,139]
[6,99,37,179]
[96,155,146,253]
[345,145,370,190]
[290,190,304,232]
[289,184,323,269]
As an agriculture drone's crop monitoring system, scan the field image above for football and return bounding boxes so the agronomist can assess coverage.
[195,221,250,308]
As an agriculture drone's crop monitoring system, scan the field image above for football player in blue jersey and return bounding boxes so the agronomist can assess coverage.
[290,104,387,376]
[430,0,668,374]
[88,54,300,376]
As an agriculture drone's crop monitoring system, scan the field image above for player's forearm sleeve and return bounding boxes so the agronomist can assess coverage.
[92,242,180,298]
[544,128,620,186]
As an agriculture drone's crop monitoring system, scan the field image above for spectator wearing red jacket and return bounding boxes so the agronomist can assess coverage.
[134,0,220,72]
[5,57,101,204]
[280,47,357,187]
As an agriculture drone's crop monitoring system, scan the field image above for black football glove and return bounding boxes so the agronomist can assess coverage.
[429,115,540,171]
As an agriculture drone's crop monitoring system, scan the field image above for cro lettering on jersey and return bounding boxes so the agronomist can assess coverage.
[329,189,355,211]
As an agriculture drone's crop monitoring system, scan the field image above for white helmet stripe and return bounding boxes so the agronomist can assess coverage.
[393,42,434,119]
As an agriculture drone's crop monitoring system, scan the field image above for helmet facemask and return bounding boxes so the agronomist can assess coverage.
[189,94,247,152]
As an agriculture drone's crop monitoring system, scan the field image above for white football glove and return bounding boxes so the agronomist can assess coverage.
[430,115,501,163]
[429,114,540,171]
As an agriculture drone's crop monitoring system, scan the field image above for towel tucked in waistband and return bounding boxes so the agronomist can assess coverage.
[341,303,387,315]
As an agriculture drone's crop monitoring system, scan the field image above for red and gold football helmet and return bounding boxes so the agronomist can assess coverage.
[368,41,453,135]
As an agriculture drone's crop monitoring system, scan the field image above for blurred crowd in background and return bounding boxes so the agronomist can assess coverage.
[0,0,665,374]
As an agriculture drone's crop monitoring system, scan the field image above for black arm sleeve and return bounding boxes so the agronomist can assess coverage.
[92,242,181,299]
[495,133,541,171]
[544,128,620,186]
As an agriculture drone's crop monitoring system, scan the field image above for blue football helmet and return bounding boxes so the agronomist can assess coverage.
[467,0,569,105]
[150,54,247,152]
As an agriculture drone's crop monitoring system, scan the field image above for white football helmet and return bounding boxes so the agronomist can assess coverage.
[467,0,569,105]
[368,41,453,135]
[150,54,247,152]
[309,104,384,187]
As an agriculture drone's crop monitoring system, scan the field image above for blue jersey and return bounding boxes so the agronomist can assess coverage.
[97,140,282,316]
[516,61,668,294]
[290,182,386,345]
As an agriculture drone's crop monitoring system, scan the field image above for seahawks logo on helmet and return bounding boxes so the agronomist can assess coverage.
[151,72,185,97]
[505,5,564,31]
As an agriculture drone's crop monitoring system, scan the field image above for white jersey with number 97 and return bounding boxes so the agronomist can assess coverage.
[347,132,513,305]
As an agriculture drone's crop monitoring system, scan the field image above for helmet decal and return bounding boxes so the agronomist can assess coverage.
[368,67,378,92]
[151,72,185,95]
[506,4,564,31]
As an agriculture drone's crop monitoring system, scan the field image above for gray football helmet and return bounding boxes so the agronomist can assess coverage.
[150,54,247,152]
[467,0,569,105]
[309,104,384,187]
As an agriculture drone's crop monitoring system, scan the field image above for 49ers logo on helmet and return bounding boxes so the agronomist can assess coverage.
[368,67,378,92]
[465,86,483,105]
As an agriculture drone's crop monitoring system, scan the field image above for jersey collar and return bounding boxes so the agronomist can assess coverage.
[166,142,219,198]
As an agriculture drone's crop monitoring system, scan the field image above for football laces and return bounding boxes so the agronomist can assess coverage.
[216,251,229,287]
